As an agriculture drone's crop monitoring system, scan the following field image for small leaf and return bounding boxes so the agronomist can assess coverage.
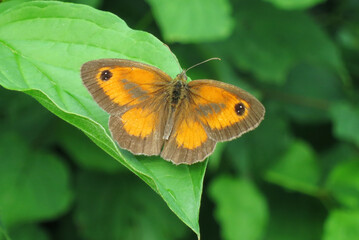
[323,210,359,240]
[209,176,268,240]
[265,190,325,240]
[326,159,359,208]
[7,225,49,240]
[319,143,358,180]
[208,142,227,171]
[0,132,72,227]
[75,171,188,240]
[222,0,346,84]
[0,89,54,144]
[264,0,326,10]
[331,102,359,148]
[280,64,343,123]
[265,140,320,195]
[146,0,234,43]
[227,105,293,174]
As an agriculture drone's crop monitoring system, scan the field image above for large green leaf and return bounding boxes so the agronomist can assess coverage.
[146,0,234,43]
[209,176,268,240]
[0,132,72,227]
[323,210,359,240]
[0,1,206,236]
[74,171,188,240]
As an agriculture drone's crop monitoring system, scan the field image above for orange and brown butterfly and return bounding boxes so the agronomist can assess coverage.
[81,58,265,165]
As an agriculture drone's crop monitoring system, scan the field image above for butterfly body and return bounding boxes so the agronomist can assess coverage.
[81,59,265,165]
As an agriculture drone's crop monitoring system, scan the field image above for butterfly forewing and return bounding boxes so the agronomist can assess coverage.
[81,59,171,115]
[81,59,172,156]
[188,80,265,142]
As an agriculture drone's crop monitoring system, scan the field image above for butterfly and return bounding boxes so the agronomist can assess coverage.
[81,58,265,165]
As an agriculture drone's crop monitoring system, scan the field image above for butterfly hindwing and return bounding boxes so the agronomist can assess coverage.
[110,95,170,156]
[160,99,216,164]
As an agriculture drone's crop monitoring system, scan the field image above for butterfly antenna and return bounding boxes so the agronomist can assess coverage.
[185,57,221,73]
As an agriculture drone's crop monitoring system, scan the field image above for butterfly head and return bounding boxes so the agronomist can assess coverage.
[175,57,221,83]
[175,71,188,83]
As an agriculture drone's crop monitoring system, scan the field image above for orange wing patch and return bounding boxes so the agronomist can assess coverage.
[121,107,156,138]
[190,85,250,130]
[175,118,208,149]
[96,66,163,107]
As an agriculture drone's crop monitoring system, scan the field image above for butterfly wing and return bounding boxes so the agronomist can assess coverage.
[188,80,265,142]
[81,59,172,156]
[160,99,216,164]
[109,96,170,156]
[161,80,265,164]
[81,59,171,114]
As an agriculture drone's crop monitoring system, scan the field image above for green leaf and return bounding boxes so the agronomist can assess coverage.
[208,142,227,172]
[212,58,262,99]
[146,0,234,43]
[265,140,320,195]
[338,23,359,51]
[56,123,123,173]
[280,64,343,123]
[0,89,54,144]
[0,222,11,240]
[326,159,359,208]
[331,102,359,148]
[6,225,49,240]
[265,189,325,240]
[0,132,72,227]
[74,171,188,240]
[226,104,293,174]
[323,210,359,240]
[209,176,268,240]
[69,0,102,8]
[319,143,359,180]
[264,0,326,10]
[224,0,346,84]
[0,1,206,235]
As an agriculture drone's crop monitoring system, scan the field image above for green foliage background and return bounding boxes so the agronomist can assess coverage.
[0,0,359,239]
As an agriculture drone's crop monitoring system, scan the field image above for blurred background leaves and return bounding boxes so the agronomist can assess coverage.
[0,0,359,239]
